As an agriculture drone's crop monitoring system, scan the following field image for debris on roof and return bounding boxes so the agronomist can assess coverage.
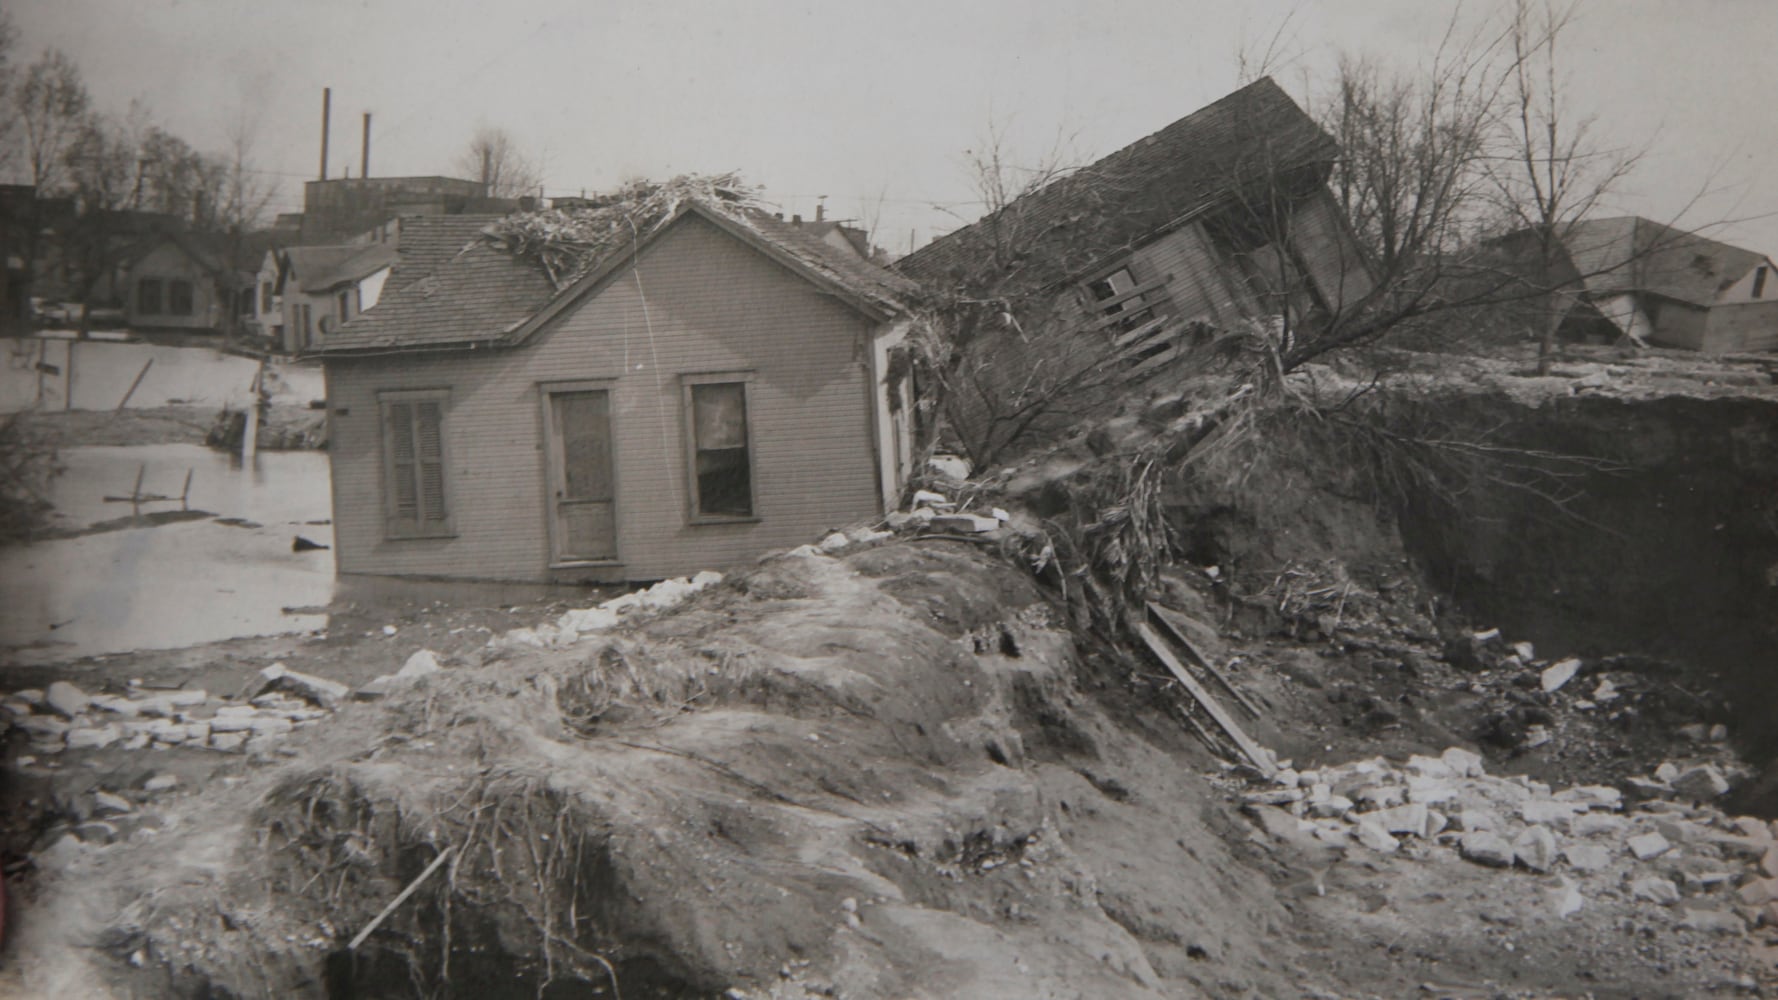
[482,172,765,289]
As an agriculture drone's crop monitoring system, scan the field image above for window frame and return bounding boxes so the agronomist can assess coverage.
[137,278,163,316]
[377,389,454,540]
[680,372,759,525]
[168,279,194,317]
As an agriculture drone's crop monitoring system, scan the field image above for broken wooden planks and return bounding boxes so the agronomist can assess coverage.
[1135,621,1275,778]
[1146,601,1264,718]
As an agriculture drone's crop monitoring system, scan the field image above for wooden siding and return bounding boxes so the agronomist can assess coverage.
[1128,221,1249,327]
[1703,300,1778,353]
[1648,300,1709,351]
[326,213,888,582]
[1288,191,1374,313]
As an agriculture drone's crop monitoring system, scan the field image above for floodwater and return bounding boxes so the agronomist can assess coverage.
[0,444,335,664]
[0,338,325,413]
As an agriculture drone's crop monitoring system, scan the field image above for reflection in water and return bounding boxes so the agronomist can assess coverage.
[0,444,335,664]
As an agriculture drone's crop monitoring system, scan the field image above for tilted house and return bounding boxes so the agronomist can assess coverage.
[1514,216,1778,353]
[897,77,1373,373]
[319,200,919,584]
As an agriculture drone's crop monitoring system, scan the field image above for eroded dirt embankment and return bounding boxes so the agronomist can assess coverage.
[9,545,1298,999]
[1389,388,1778,772]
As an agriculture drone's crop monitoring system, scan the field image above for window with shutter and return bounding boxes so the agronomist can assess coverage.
[380,391,452,538]
[682,375,756,521]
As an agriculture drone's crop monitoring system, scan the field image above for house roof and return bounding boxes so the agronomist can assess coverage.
[1559,216,1767,308]
[321,201,915,355]
[122,230,278,281]
[383,214,508,293]
[284,242,400,292]
[896,77,1338,289]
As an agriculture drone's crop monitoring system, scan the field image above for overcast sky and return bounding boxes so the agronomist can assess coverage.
[10,0,1777,256]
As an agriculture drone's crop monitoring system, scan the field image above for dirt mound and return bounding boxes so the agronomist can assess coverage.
[22,544,1294,999]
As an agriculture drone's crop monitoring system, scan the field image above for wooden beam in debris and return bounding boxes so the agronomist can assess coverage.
[1146,601,1265,718]
[1135,621,1275,777]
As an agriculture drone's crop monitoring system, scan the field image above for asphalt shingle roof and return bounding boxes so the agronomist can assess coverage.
[321,202,914,355]
[384,215,509,293]
[895,77,1337,290]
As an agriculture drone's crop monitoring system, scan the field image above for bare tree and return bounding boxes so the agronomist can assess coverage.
[1488,0,1641,373]
[0,9,21,179]
[62,103,148,334]
[14,47,88,192]
[455,125,541,199]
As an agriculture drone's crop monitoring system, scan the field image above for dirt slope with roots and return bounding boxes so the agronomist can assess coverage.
[9,544,1298,999]
[8,537,1776,999]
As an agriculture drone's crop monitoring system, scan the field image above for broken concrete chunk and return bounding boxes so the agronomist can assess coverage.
[1352,818,1399,853]
[66,725,122,750]
[257,663,348,708]
[1514,826,1558,873]
[398,649,443,680]
[43,681,92,719]
[88,694,141,717]
[1405,754,1456,779]
[1678,908,1745,935]
[208,716,254,734]
[13,688,44,706]
[73,820,119,845]
[1520,800,1581,830]
[1369,802,1430,838]
[209,732,249,752]
[1352,784,1406,810]
[1455,809,1503,833]
[1540,657,1582,693]
[92,790,132,815]
[1762,844,1778,879]
[1307,795,1354,819]
[1443,743,1486,775]
[910,489,951,509]
[248,716,294,737]
[1670,765,1730,801]
[1554,878,1584,918]
[1405,777,1459,805]
[1460,832,1516,868]
[1563,844,1611,872]
[1627,832,1673,861]
[143,774,178,793]
[1554,785,1622,811]
[1654,762,1681,783]
[818,531,851,552]
[1631,877,1681,906]
[1572,814,1628,838]
[16,715,70,738]
[1738,878,1778,908]
[164,689,207,708]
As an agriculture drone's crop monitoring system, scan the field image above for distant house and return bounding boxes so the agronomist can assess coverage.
[318,201,918,583]
[120,232,257,333]
[1503,216,1778,354]
[275,241,400,353]
[898,77,1374,371]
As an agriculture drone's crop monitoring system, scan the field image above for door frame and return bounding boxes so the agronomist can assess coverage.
[539,379,621,568]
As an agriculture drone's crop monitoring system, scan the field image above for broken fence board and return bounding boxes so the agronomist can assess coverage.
[1135,622,1275,777]
[1146,601,1265,718]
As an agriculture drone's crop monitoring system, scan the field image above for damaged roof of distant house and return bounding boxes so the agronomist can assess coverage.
[321,201,917,355]
[1557,216,1769,308]
[284,242,400,291]
[896,77,1338,288]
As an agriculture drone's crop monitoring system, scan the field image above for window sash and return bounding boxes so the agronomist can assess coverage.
[380,393,450,538]
[683,377,755,521]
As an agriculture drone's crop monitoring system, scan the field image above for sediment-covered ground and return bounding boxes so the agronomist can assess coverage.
[4,344,1778,998]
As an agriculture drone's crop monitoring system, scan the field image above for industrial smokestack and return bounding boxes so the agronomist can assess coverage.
[361,112,371,179]
[319,88,332,181]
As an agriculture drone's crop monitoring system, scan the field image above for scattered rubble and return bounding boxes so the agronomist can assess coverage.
[1244,743,1776,938]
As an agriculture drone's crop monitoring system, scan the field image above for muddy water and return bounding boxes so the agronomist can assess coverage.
[0,444,334,664]
[0,339,325,413]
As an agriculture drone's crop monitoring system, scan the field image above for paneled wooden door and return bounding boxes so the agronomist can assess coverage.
[546,388,617,562]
